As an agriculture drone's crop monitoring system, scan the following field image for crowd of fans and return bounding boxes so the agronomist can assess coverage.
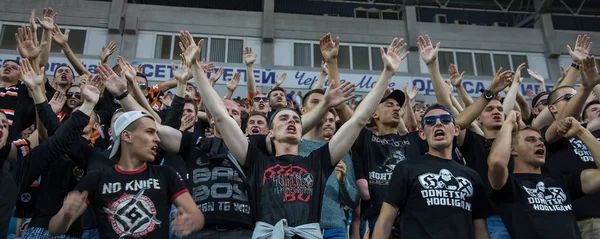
[0,6,599,239]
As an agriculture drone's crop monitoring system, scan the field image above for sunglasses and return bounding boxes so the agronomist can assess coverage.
[422,114,454,127]
[139,83,148,90]
[551,93,574,105]
[253,97,268,102]
[66,92,81,99]
[534,99,548,107]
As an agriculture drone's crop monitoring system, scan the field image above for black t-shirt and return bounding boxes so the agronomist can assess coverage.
[75,164,187,239]
[385,154,491,239]
[244,142,334,226]
[178,133,253,229]
[492,173,584,239]
[541,126,600,219]
[352,129,426,219]
[0,83,36,142]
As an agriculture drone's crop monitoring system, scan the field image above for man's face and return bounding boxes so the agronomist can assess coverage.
[0,113,8,148]
[124,117,160,162]
[322,111,336,138]
[269,109,302,143]
[549,87,576,117]
[136,76,149,96]
[300,93,324,114]
[185,85,198,100]
[54,66,74,86]
[532,94,549,116]
[269,90,286,109]
[182,102,198,123]
[477,100,504,130]
[373,98,403,126]
[246,115,268,135]
[252,93,269,114]
[224,100,242,127]
[414,106,425,124]
[1,61,20,83]
[66,86,81,109]
[585,103,600,122]
[419,109,458,150]
[512,129,546,168]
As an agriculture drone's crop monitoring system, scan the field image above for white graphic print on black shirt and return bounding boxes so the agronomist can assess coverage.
[522,181,570,211]
[76,164,187,239]
[418,169,474,210]
[568,137,599,162]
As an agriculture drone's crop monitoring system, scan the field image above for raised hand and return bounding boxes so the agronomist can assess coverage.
[506,110,520,131]
[29,9,39,46]
[117,56,136,84]
[19,58,44,88]
[513,63,527,84]
[324,81,356,108]
[275,73,287,86]
[61,191,88,219]
[580,55,600,89]
[557,117,585,138]
[137,64,145,73]
[101,41,117,63]
[243,47,257,66]
[171,54,193,83]
[334,161,347,184]
[418,35,440,65]
[526,89,536,99]
[172,207,195,236]
[49,91,67,114]
[51,24,69,47]
[489,67,514,94]
[321,60,329,75]
[527,69,544,83]
[448,64,465,87]
[209,67,225,86]
[201,60,215,73]
[444,80,454,96]
[178,30,203,65]
[381,37,409,73]
[180,114,195,131]
[77,74,89,85]
[226,72,241,92]
[320,33,340,62]
[16,26,48,59]
[567,35,592,64]
[36,8,57,30]
[81,74,103,104]
[96,64,127,96]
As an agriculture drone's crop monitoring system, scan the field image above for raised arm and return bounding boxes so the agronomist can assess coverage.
[179,31,249,164]
[312,61,328,90]
[559,35,591,87]
[100,41,117,65]
[118,57,162,123]
[403,84,419,132]
[244,47,258,97]
[502,63,525,115]
[51,24,90,76]
[224,72,240,100]
[320,33,353,125]
[528,69,547,93]
[449,64,474,107]
[300,81,354,136]
[556,117,600,194]
[36,8,56,68]
[488,111,518,190]
[545,56,600,143]
[329,38,408,165]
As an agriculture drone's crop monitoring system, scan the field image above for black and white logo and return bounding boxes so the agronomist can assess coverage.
[103,187,161,237]
[417,169,474,210]
[20,193,31,203]
[522,181,571,212]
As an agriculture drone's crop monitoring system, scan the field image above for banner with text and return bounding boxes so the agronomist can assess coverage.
[0,55,551,97]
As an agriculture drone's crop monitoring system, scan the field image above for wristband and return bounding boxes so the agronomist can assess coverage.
[114,91,129,100]
[571,63,580,70]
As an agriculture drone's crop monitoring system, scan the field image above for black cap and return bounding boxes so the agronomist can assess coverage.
[380,90,406,107]
[531,92,549,108]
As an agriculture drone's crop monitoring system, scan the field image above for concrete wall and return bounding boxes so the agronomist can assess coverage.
[0,0,599,103]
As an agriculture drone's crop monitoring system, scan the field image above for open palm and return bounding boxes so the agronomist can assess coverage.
[16,26,46,59]
[19,59,44,89]
[320,33,339,62]
[418,36,440,65]
[381,37,408,73]
[36,8,57,30]
[243,47,257,66]
[567,35,592,64]
[324,81,355,108]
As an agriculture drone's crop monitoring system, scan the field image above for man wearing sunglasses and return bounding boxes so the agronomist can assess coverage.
[251,93,270,115]
[541,56,600,238]
[525,92,549,125]
[373,105,491,239]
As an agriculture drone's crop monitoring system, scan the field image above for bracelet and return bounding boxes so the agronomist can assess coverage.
[571,63,580,70]
[114,91,129,100]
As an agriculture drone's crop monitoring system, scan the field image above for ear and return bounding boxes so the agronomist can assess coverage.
[548,105,557,115]
[532,107,540,115]
[267,129,275,140]
[453,124,461,136]
[122,131,132,143]
[476,115,482,124]
[300,106,307,114]
[418,129,426,140]
[510,147,518,158]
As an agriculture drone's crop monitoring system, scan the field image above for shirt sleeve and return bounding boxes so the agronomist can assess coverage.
[384,163,409,208]
[540,125,568,151]
[163,166,188,203]
[471,173,493,220]
[164,95,185,129]
[491,175,515,203]
[74,170,101,205]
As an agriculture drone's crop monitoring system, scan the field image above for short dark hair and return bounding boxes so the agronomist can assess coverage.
[269,107,301,129]
[2,60,19,66]
[548,86,574,106]
[184,97,198,114]
[302,89,325,106]
[512,126,540,147]
[268,87,286,98]
[583,100,600,120]
[249,111,269,125]
[136,72,148,84]
[54,65,75,81]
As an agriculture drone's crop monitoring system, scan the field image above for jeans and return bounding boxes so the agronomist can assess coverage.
[323,228,346,239]
[81,229,99,239]
[487,216,510,239]
[578,217,600,239]
[22,227,80,239]
[169,205,181,239]
[367,216,378,238]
